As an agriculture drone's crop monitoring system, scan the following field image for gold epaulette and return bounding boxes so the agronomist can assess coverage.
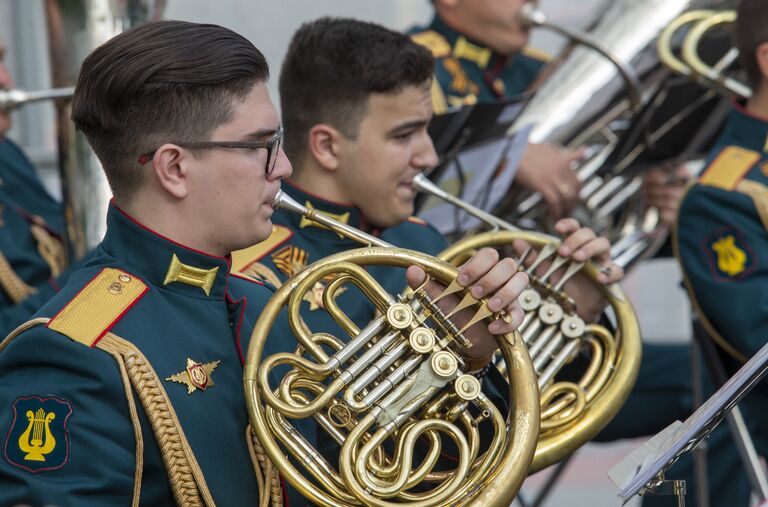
[48,268,147,347]
[411,30,451,58]
[231,225,292,274]
[699,146,760,191]
[521,46,552,63]
[407,216,429,226]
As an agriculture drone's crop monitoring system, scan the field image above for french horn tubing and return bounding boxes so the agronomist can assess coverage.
[243,191,540,506]
[413,174,641,473]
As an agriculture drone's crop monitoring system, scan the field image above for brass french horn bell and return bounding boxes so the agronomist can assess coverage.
[243,191,540,506]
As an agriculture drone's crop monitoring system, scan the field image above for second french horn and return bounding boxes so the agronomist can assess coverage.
[414,174,641,473]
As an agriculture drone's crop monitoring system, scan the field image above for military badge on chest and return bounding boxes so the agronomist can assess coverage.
[4,395,73,473]
[166,358,221,394]
[271,245,346,311]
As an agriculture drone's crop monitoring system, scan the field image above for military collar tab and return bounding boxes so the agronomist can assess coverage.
[103,205,230,299]
[453,36,492,69]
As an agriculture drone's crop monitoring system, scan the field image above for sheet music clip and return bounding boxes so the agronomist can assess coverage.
[609,342,768,505]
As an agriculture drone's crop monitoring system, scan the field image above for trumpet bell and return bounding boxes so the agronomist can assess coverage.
[244,247,540,506]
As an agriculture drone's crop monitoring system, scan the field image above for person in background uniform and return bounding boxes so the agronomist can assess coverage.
[0,37,79,335]
[408,0,583,220]
[0,20,295,506]
[233,16,621,344]
[674,0,768,502]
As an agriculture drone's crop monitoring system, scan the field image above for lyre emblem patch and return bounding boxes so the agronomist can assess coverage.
[4,395,72,473]
[166,358,221,394]
[707,230,753,280]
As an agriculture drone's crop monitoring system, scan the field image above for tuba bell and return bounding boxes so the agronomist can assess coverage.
[244,191,540,506]
[499,0,736,270]
[413,173,641,473]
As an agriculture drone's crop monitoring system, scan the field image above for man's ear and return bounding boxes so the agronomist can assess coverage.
[151,144,189,199]
[307,124,344,172]
[756,41,768,84]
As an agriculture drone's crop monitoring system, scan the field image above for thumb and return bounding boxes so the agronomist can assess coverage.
[406,265,427,290]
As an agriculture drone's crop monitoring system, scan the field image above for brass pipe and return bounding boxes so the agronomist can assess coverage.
[0,87,75,111]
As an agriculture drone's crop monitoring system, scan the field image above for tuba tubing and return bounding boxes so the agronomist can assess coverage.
[0,87,75,111]
[243,190,541,506]
[414,174,642,473]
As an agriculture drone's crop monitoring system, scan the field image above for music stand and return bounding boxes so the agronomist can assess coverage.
[609,342,768,505]
[417,97,531,235]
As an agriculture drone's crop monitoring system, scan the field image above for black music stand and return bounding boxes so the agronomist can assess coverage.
[609,342,768,506]
[417,97,530,235]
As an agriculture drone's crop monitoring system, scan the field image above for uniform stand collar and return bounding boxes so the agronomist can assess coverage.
[281,180,368,239]
[101,204,231,300]
[729,100,768,153]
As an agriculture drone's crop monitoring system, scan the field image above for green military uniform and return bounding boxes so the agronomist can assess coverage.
[0,138,75,335]
[670,101,768,505]
[0,203,287,506]
[409,15,548,113]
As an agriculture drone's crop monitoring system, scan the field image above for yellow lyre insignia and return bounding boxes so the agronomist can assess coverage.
[699,146,760,191]
[299,201,349,236]
[48,268,147,347]
[163,253,219,296]
[453,37,491,68]
[6,395,73,473]
[271,245,309,277]
[410,30,451,58]
[711,235,747,276]
[166,358,221,394]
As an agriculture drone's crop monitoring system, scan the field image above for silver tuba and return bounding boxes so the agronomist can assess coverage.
[43,0,166,257]
[503,0,736,269]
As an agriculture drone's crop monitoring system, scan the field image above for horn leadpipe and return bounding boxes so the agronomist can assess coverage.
[0,87,75,111]
[272,190,392,248]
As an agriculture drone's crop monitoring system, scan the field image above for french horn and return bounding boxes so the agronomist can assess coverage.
[414,173,641,473]
[243,191,540,506]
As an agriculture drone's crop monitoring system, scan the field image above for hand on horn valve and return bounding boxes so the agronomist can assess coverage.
[513,218,623,323]
[406,247,528,364]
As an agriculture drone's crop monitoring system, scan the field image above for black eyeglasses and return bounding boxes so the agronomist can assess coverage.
[138,127,283,175]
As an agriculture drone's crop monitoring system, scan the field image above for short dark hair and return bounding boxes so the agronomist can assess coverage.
[72,20,269,204]
[279,17,434,167]
[735,0,768,89]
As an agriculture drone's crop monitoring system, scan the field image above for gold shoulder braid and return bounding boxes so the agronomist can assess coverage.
[97,333,216,507]
[0,251,37,304]
[30,217,67,278]
[246,425,283,507]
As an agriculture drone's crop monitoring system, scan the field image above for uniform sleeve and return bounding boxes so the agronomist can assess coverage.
[0,327,139,506]
[675,184,768,361]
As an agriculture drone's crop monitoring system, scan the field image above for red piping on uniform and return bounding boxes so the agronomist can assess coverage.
[111,201,228,261]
